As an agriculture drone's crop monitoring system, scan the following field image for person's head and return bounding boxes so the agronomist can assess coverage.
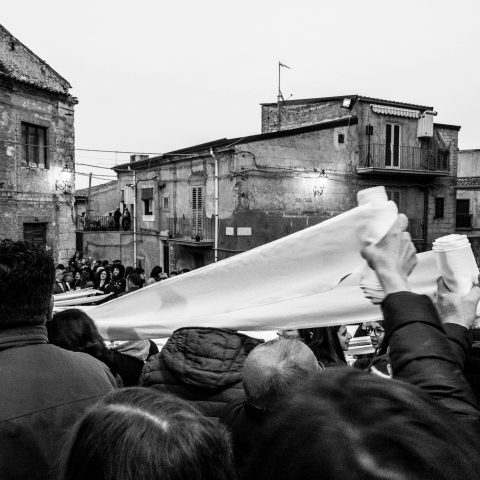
[112,264,125,279]
[245,368,480,480]
[74,271,82,282]
[55,268,65,282]
[243,338,319,412]
[365,321,385,352]
[0,240,55,329]
[134,267,145,281]
[47,309,107,358]
[336,325,352,352]
[65,273,74,285]
[61,388,234,480]
[98,269,109,283]
[170,270,178,277]
[297,326,348,365]
[125,266,134,278]
[127,272,142,290]
[150,266,162,281]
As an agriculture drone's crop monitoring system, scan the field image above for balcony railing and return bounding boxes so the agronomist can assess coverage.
[76,215,130,231]
[168,216,214,241]
[456,213,473,229]
[358,144,450,174]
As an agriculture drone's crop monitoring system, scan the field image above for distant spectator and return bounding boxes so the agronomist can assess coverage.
[113,207,122,230]
[135,267,146,287]
[0,240,116,479]
[122,207,131,231]
[53,267,70,294]
[146,265,162,285]
[61,388,234,480]
[119,272,142,296]
[94,268,111,293]
[106,264,126,296]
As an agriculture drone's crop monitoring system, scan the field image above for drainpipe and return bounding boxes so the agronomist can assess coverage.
[210,148,219,262]
[422,186,429,251]
[133,171,137,266]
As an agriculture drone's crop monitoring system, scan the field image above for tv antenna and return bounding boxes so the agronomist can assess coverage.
[277,61,291,130]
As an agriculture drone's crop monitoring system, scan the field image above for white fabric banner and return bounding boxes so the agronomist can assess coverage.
[87,200,434,340]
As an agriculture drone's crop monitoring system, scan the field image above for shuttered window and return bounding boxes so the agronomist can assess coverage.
[23,223,47,249]
[386,190,401,208]
[191,186,204,236]
[141,188,154,200]
[21,123,48,168]
[434,197,444,219]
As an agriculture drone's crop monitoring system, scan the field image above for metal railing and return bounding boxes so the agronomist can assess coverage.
[359,144,450,173]
[168,216,214,241]
[76,215,131,231]
[456,213,473,229]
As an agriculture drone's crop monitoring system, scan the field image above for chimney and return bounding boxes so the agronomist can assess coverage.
[130,154,149,163]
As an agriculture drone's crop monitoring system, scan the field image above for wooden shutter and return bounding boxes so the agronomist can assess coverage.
[191,186,203,236]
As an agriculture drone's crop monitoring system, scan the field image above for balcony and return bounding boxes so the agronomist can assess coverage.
[76,215,131,231]
[456,213,473,230]
[167,216,214,244]
[357,144,450,176]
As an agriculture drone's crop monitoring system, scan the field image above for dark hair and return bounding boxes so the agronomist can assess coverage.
[95,268,111,286]
[243,338,318,411]
[134,267,145,275]
[61,388,234,480]
[245,368,480,480]
[125,266,134,278]
[128,272,142,288]
[0,239,55,328]
[47,309,116,375]
[298,326,346,366]
[150,265,162,281]
[111,263,125,278]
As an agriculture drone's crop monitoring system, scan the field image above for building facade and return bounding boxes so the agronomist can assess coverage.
[0,24,77,263]
[457,149,480,261]
[79,95,459,275]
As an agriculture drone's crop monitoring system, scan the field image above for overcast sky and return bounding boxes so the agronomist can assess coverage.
[2,0,479,188]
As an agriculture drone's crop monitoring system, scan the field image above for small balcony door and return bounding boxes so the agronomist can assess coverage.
[191,186,204,238]
[385,124,401,168]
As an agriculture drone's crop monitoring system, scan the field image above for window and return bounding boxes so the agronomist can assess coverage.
[191,186,204,237]
[434,197,444,219]
[456,199,472,229]
[141,188,154,217]
[386,190,401,208]
[163,195,170,210]
[21,123,48,168]
[23,223,47,249]
[338,134,345,144]
[385,124,400,167]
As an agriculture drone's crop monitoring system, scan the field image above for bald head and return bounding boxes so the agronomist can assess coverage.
[243,338,319,411]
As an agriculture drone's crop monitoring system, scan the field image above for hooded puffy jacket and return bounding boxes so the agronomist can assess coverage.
[140,327,263,417]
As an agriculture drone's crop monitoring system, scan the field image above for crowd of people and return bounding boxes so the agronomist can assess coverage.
[53,252,180,297]
[2,213,480,479]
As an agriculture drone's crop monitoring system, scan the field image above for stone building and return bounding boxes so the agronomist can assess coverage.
[80,95,459,275]
[0,24,77,263]
[457,149,480,260]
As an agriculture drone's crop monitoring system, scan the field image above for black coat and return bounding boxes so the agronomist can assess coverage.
[141,327,262,418]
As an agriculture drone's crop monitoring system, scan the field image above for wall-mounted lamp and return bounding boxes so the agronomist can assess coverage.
[55,179,73,195]
[313,169,328,197]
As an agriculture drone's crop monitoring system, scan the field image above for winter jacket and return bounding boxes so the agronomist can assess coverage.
[0,325,117,480]
[382,292,480,431]
[141,327,263,417]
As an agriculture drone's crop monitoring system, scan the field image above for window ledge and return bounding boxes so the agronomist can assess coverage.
[142,215,155,222]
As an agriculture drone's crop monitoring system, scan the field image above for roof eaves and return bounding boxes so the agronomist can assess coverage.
[434,122,461,131]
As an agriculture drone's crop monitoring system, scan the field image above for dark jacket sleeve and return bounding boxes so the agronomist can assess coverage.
[382,292,480,425]
[443,322,473,369]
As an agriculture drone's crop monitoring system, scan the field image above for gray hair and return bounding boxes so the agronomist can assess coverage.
[243,338,318,411]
